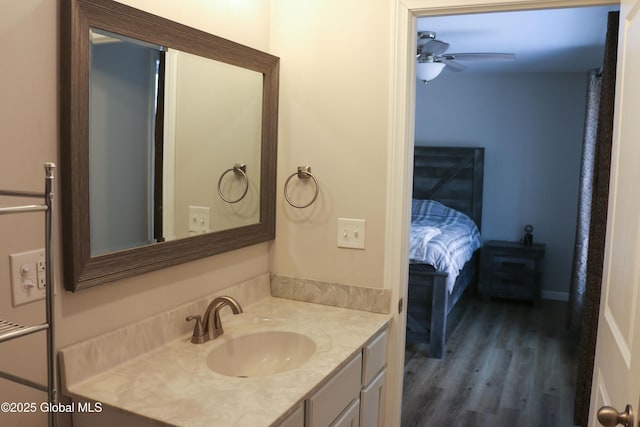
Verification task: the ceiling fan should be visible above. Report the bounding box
[416,31,515,83]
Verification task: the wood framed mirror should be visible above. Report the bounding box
[61,0,279,291]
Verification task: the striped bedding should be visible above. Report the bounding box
[409,199,482,293]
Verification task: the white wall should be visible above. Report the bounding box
[415,72,588,295]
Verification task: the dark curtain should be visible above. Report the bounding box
[573,11,619,427]
[567,69,601,334]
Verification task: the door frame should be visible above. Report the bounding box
[384,0,619,425]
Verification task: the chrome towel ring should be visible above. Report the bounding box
[217,163,249,204]
[284,166,319,209]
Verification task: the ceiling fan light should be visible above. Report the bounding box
[416,61,445,83]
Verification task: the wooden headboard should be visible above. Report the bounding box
[413,146,484,229]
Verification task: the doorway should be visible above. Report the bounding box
[384,3,620,426]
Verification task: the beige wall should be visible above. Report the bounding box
[1,0,394,425]
[172,52,262,236]
[0,1,272,426]
[1,1,63,425]
[8,0,602,426]
[270,0,392,288]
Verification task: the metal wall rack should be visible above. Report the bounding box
[0,163,56,427]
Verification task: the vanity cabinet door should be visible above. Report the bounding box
[306,353,362,427]
[276,403,304,427]
[362,330,387,385]
[360,369,386,427]
[331,399,360,427]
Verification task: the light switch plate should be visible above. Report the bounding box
[10,249,46,306]
[188,206,210,234]
[337,218,366,249]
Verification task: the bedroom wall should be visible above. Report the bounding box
[414,72,587,298]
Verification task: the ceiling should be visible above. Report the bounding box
[417,5,619,75]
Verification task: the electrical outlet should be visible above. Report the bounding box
[36,257,46,289]
[10,249,46,306]
[337,218,366,249]
[188,206,210,234]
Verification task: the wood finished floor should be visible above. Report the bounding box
[402,296,579,427]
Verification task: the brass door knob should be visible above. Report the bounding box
[597,404,634,427]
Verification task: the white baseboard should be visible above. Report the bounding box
[542,290,569,301]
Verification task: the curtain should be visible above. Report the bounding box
[567,69,601,334]
[572,11,619,427]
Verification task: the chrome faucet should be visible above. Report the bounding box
[186,296,243,344]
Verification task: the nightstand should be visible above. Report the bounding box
[479,240,545,303]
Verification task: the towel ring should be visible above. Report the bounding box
[217,163,249,204]
[284,166,319,209]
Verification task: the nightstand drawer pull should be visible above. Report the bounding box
[493,277,533,288]
[502,261,527,270]
[493,270,536,281]
[492,256,535,273]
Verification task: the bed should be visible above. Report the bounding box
[406,146,484,358]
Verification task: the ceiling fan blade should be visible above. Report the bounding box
[443,53,515,61]
[418,39,450,56]
[440,58,466,72]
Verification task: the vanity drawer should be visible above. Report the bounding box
[362,329,388,386]
[276,403,304,427]
[331,398,360,427]
[306,353,362,427]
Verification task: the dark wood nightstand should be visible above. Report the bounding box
[479,240,545,303]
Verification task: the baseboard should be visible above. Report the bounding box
[542,290,569,301]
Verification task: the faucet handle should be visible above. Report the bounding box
[186,315,207,344]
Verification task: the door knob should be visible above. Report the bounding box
[597,404,635,427]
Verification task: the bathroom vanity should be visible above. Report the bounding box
[59,276,390,427]
[273,325,387,427]
[302,328,387,427]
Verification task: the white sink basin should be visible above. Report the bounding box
[206,330,316,378]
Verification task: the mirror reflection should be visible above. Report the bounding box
[89,29,262,256]
[62,0,278,291]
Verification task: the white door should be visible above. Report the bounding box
[590,1,640,426]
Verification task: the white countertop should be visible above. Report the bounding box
[61,297,390,427]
